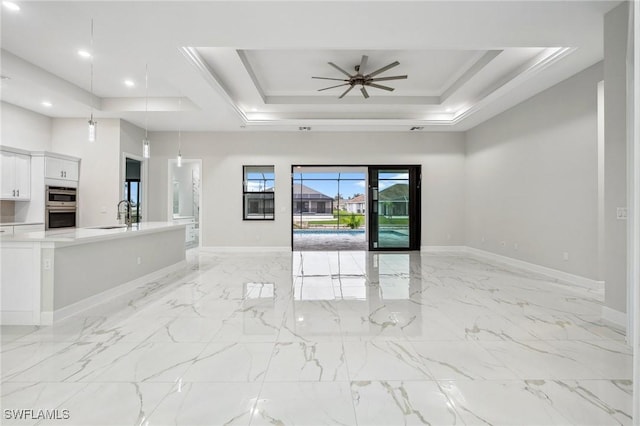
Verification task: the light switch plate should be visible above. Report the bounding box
[616,207,628,220]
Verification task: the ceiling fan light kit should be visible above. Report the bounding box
[312,55,407,99]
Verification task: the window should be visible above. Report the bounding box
[243,165,275,220]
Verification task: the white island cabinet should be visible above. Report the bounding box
[0,222,186,325]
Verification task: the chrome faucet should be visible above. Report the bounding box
[117,200,132,226]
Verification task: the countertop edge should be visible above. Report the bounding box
[0,222,186,246]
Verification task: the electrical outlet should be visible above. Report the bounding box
[563,252,569,261]
[137,257,142,265]
[616,207,627,220]
[481,236,486,243]
[514,243,519,251]
[43,259,51,270]
[447,233,451,241]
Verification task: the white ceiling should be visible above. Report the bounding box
[0,1,620,132]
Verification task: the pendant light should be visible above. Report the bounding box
[177,96,182,167]
[87,18,97,142]
[142,63,150,158]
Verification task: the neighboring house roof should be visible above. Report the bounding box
[379,183,409,201]
[292,184,334,200]
[345,194,365,204]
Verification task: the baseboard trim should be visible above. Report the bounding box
[601,306,627,329]
[463,246,604,290]
[52,260,187,323]
[200,246,290,253]
[420,245,466,253]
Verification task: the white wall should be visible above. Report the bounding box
[604,2,629,315]
[465,62,603,281]
[1,102,52,151]
[147,132,466,249]
[51,118,121,227]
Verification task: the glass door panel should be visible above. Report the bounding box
[368,166,420,251]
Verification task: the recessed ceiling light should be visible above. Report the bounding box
[124,80,135,88]
[77,50,92,59]
[41,101,52,107]
[445,108,453,113]
[251,108,258,112]
[3,1,20,12]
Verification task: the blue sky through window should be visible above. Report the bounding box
[293,172,366,199]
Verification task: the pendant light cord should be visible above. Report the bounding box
[144,63,149,138]
[89,18,94,120]
[178,96,182,152]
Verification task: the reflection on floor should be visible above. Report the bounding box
[1,250,633,425]
[293,231,367,251]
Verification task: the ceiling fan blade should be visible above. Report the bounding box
[367,82,395,92]
[360,86,369,99]
[369,75,407,82]
[312,76,348,81]
[358,55,368,73]
[366,61,400,78]
[318,83,349,92]
[339,85,354,99]
[328,62,352,77]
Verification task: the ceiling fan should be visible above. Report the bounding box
[312,55,407,99]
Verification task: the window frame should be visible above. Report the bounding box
[243,165,275,221]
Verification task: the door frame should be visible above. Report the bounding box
[290,164,421,251]
[121,152,147,223]
[368,165,421,251]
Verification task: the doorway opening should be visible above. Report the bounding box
[292,166,367,251]
[291,165,421,252]
[168,159,201,248]
[122,154,145,224]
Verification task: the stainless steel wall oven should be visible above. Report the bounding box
[45,186,77,229]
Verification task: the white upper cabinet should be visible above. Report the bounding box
[1,151,31,200]
[45,156,79,181]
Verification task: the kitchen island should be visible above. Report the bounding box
[1,222,186,325]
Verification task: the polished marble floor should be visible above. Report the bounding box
[0,250,634,425]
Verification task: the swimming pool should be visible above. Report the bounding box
[293,229,364,235]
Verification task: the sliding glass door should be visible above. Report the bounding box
[368,166,421,250]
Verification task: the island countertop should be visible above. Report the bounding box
[0,221,185,246]
[1,221,187,325]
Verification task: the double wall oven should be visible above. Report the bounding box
[45,186,77,230]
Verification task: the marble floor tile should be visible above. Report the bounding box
[523,379,633,425]
[343,340,431,381]
[147,382,260,425]
[38,382,174,426]
[440,380,574,425]
[181,341,274,382]
[89,342,207,383]
[411,340,519,380]
[251,382,357,425]
[0,382,88,426]
[0,249,633,425]
[351,380,462,425]
[266,341,348,382]
[481,338,633,380]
